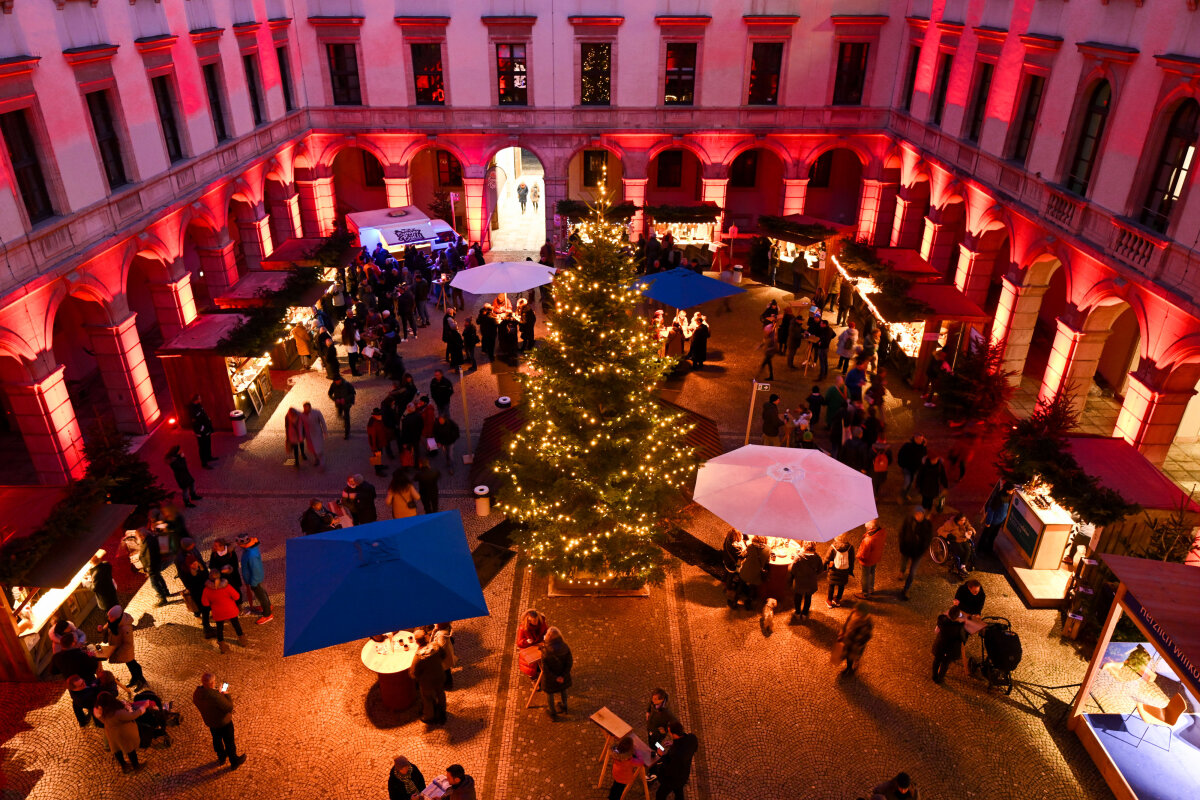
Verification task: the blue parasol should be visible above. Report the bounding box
[632,267,745,309]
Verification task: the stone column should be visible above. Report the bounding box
[781,178,808,217]
[147,271,198,341]
[384,176,412,208]
[1114,365,1200,466]
[700,177,729,234]
[542,176,567,245]
[462,175,486,246]
[856,178,884,245]
[296,172,336,237]
[991,277,1047,386]
[954,244,997,308]
[4,360,85,484]
[195,234,241,297]
[267,185,301,245]
[919,218,958,276]
[1037,318,1112,414]
[86,314,161,434]
[235,203,274,270]
[890,196,923,248]
[622,177,648,241]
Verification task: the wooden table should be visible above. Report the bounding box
[361,631,418,710]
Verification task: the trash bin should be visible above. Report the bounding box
[474,486,491,516]
[495,396,512,409]
[733,264,744,284]
[229,409,247,437]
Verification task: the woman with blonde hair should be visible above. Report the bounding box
[386,470,422,519]
[823,532,856,608]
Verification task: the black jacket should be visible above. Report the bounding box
[388,764,427,800]
[899,517,934,558]
[430,377,454,407]
[301,507,336,536]
[657,733,698,786]
[897,439,928,472]
[344,481,378,524]
[541,640,573,692]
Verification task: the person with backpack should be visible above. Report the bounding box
[823,533,856,608]
[870,440,893,498]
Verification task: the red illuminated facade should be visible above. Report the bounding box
[1,1,1199,483]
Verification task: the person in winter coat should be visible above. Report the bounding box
[328,376,357,439]
[208,539,242,604]
[387,471,422,519]
[896,434,928,502]
[517,299,536,352]
[94,692,150,773]
[174,538,213,637]
[788,541,824,621]
[836,279,855,325]
[687,315,710,368]
[410,631,447,724]
[415,458,441,514]
[445,765,477,800]
[824,533,856,608]
[856,520,886,599]
[462,318,479,369]
[367,408,392,476]
[835,322,860,374]
[834,601,873,675]
[721,529,747,606]
[300,402,327,466]
[761,394,784,445]
[915,454,949,511]
[190,395,217,468]
[516,609,548,679]
[342,474,378,525]
[284,407,308,467]
[978,481,1015,555]
[165,445,200,507]
[432,414,460,474]
[824,376,849,429]
[235,535,272,624]
[932,606,968,683]
[202,574,244,654]
[873,772,920,800]
[389,756,427,800]
[86,554,119,614]
[898,507,934,601]
[870,440,892,498]
[540,626,572,719]
[430,371,455,418]
[644,688,678,749]
[738,536,771,610]
[99,605,146,689]
[607,736,648,800]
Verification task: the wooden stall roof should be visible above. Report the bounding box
[157,314,247,354]
[213,272,291,309]
[907,283,989,322]
[1103,554,1200,695]
[760,214,854,246]
[0,487,69,547]
[260,237,325,269]
[22,503,137,588]
[469,399,723,488]
[873,247,942,283]
[1067,436,1200,513]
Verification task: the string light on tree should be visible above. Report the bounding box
[497,197,697,586]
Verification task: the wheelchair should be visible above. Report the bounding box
[929,535,974,579]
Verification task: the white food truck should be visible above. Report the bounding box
[346,206,458,256]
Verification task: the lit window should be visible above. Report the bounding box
[1139,99,1200,234]
[664,43,697,106]
[580,42,611,106]
[497,44,528,105]
[412,43,445,106]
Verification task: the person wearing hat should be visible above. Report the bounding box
[174,538,214,638]
[98,605,147,690]
[388,755,427,800]
[165,445,200,507]
[236,535,273,625]
[856,520,887,600]
[872,772,919,800]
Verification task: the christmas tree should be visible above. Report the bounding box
[497,204,697,587]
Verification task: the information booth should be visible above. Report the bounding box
[0,489,136,680]
[996,436,1200,608]
[1068,555,1200,800]
[157,314,273,429]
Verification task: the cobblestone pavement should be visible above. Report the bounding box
[0,273,1115,799]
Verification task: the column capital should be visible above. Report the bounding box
[999,275,1048,296]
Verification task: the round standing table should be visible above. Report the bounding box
[361,631,418,710]
[762,542,802,602]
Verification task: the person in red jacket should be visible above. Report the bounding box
[856,519,887,600]
[515,609,548,680]
[202,574,244,654]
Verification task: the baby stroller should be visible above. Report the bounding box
[133,689,181,748]
[969,617,1023,694]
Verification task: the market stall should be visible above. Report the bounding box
[758,214,853,293]
[0,489,136,680]
[643,203,725,268]
[157,314,274,429]
[996,436,1200,609]
[213,274,333,369]
[1068,555,1200,800]
[830,253,989,388]
[554,200,637,252]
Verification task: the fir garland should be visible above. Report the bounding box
[836,239,932,321]
[757,215,839,245]
[556,199,638,221]
[642,203,723,223]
